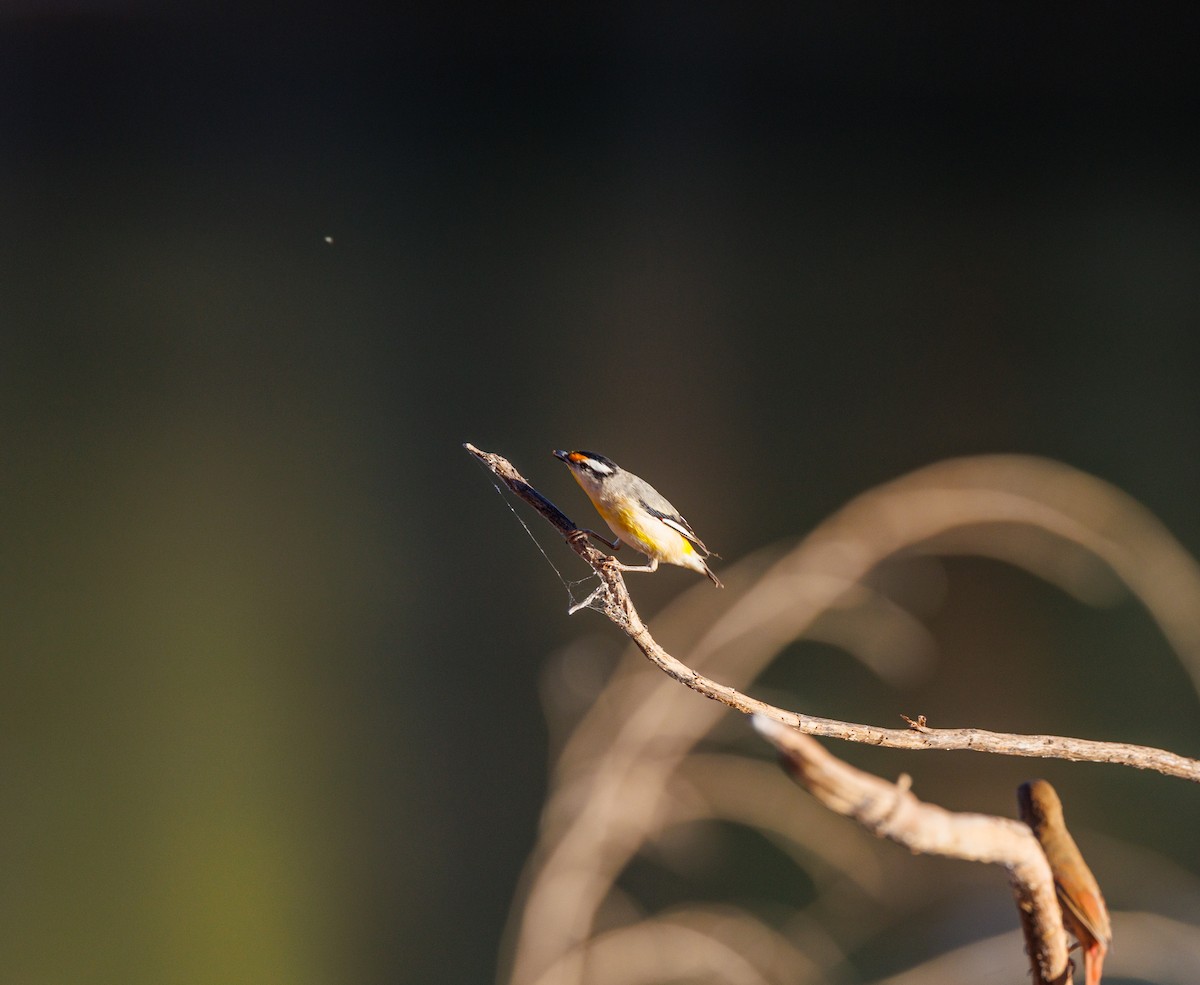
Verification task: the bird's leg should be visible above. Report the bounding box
[568,528,621,551]
[607,557,659,574]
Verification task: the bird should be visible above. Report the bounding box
[553,449,722,587]
[1018,780,1112,985]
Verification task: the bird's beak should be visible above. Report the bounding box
[553,449,571,463]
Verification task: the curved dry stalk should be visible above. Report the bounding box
[862,929,1046,985]
[528,907,823,985]
[669,753,897,899]
[703,455,1200,696]
[652,907,824,984]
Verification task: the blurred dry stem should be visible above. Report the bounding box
[465,443,1200,783]
[752,715,1070,984]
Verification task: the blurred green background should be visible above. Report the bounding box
[3,5,1199,984]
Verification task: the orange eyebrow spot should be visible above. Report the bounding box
[568,452,587,463]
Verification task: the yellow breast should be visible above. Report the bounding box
[595,501,692,560]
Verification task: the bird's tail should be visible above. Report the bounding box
[703,560,723,588]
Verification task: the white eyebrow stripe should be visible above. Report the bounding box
[587,459,613,474]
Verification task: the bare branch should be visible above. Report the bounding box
[467,443,1200,783]
[752,715,1071,985]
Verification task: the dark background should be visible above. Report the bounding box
[3,5,1199,984]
